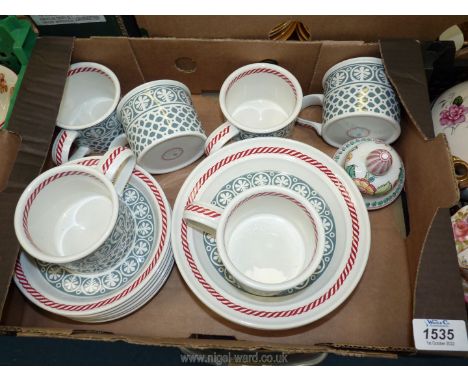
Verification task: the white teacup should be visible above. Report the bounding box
[204,63,305,155]
[52,62,126,165]
[183,186,325,296]
[15,146,136,273]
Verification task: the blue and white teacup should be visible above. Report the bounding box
[297,57,401,148]
[117,80,207,174]
[15,146,136,274]
[52,62,126,165]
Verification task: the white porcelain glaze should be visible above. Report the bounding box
[183,185,325,296]
[57,62,121,130]
[432,81,468,163]
[14,147,135,270]
[52,62,125,164]
[172,137,370,330]
[13,157,173,320]
[0,64,18,128]
[205,63,303,155]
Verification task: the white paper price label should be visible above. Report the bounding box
[413,319,468,352]
[31,16,106,26]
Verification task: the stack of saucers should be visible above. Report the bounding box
[14,157,173,322]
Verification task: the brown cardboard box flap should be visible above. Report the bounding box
[414,208,467,321]
[0,130,21,192]
[380,39,435,140]
[136,16,468,42]
[0,37,74,313]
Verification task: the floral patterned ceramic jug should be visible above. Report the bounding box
[432,81,468,188]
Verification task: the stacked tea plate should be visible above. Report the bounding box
[172,137,371,330]
[13,156,173,322]
[0,64,17,128]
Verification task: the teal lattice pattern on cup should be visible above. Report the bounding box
[324,62,392,92]
[120,85,193,125]
[119,84,204,157]
[76,111,124,153]
[238,121,294,140]
[323,84,400,123]
[125,104,202,156]
[202,170,336,295]
[37,183,156,297]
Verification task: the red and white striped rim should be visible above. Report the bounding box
[226,67,298,98]
[14,159,170,313]
[205,124,231,156]
[21,170,99,249]
[219,190,321,291]
[178,144,365,320]
[223,190,319,247]
[67,66,111,80]
[57,62,120,130]
[219,64,303,135]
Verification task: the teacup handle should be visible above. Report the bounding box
[296,94,325,136]
[97,146,136,195]
[108,133,129,150]
[52,130,92,165]
[183,201,224,235]
[204,122,240,156]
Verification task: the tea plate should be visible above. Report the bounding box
[76,249,174,322]
[172,137,370,330]
[14,158,172,319]
[0,64,17,128]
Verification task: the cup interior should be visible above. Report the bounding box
[20,169,117,261]
[56,64,119,129]
[223,67,300,132]
[221,191,319,288]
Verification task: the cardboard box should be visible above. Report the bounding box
[0,36,466,359]
[136,16,468,41]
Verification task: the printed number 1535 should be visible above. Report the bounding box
[423,328,454,340]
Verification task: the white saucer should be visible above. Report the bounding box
[76,248,174,322]
[171,137,370,330]
[14,157,173,320]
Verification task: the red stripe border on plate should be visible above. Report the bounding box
[181,146,360,318]
[15,159,169,312]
